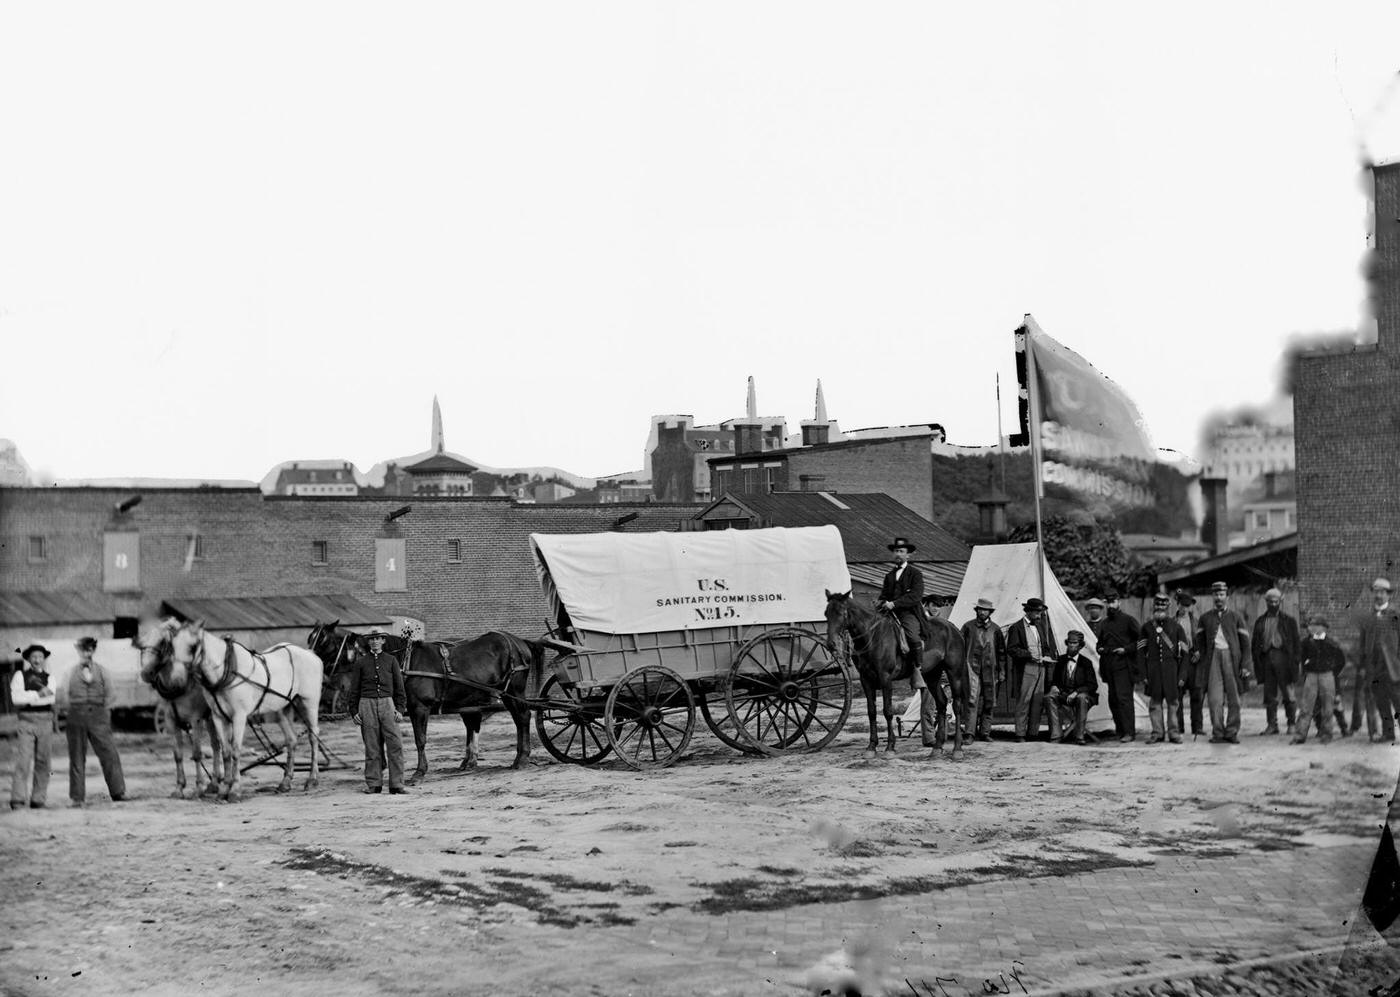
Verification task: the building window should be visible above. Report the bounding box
[28,535,46,561]
[447,539,462,562]
[189,534,207,559]
[312,540,329,564]
[1253,512,1269,530]
[1285,510,1294,529]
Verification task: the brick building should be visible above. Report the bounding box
[0,487,704,655]
[708,430,935,522]
[1295,159,1400,641]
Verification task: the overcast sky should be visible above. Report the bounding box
[2,2,1398,483]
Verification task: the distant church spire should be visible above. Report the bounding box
[745,376,757,419]
[431,396,445,454]
[813,379,828,423]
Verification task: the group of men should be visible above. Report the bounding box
[9,637,128,810]
[879,537,1400,748]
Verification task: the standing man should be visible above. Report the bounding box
[1006,597,1059,742]
[1087,595,1139,742]
[64,636,127,806]
[10,644,56,809]
[878,537,926,682]
[1358,577,1400,744]
[1251,588,1300,736]
[1137,595,1189,745]
[1173,590,1205,736]
[1294,614,1344,745]
[960,597,1007,742]
[348,629,409,794]
[1194,581,1253,744]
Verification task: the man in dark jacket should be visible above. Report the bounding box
[1193,581,1252,744]
[1137,594,1189,744]
[1251,588,1300,736]
[1006,597,1058,742]
[878,537,927,680]
[1087,594,1139,742]
[1050,630,1099,745]
[960,597,1007,742]
[1172,589,1205,735]
[1358,577,1400,744]
[348,629,409,794]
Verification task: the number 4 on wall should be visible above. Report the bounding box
[375,539,407,592]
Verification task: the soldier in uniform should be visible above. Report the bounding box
[1251,588,1300,736]
[1087,595,1139,742]
[1193,581,1253,744]
[1172,590,1204,736]
[348,629,409,794]
[1137,594,1189,744]
[9,643,56,809]
[960,597,1007,742]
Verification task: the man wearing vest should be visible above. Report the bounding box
[1192,581,1253,744]
[1358,577,1400,744]
[1251,587,1300,736]
[349,629,409,794]
[10,643,56,809]
[64,636,128,806]
[960,597,1006,742]
[1006,597,1059,742]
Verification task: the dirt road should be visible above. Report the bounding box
[2,704,1397,997]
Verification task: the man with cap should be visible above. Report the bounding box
[63,636,127,805]
[878,538,928,682]
[1086,594,1139,742]
[1358,577,1400,744]
[1050,630,1099,745]
[960,597,1007,742]
[1295,614,1345,744]
[1006,597,1059,742]
[1137,594,1190,744]
[1251,588,1300,736]
[1193,582,1253,744]
[9,644,57,809]
[1172,591,1205,736]
[347,629,409,794]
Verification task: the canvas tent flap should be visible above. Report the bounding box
[903,542,1148,732]
[530,526,851,635]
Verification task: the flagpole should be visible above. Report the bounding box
[1023,315,1047,603]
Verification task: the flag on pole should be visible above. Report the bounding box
[1013,315,1157,515]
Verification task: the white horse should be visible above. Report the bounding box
[136,618,224,798]
[167,621,324,802]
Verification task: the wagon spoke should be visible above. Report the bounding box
[652,723,678,754]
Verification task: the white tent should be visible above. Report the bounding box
[902,542,1149,734]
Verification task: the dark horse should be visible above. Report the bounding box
[824,591,970,759]
[308,622,543,783]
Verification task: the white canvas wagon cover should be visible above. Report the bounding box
[530,526,852,636]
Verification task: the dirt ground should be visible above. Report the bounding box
[1,695,1397,997]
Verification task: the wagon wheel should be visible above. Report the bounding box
[699,689,762,755]
[725,627,853,755]
[534,674,613,765]
[603,665,696,770]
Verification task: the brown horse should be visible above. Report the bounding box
[824,591,970,759]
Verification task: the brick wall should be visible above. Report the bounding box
[1295,161,1400,645]
[787,436,933,520]
[0,489,703,642]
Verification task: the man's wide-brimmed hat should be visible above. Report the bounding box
[1308,614,1329,627]
[974,597,996,612]
[1065,630,1085,643]
[21,644,51,659]
[362,629,392,640]
[1022,597,1047,612]
[887,537,917,553]
[75,636,97,651]
[1264,587,1283,600]
[1084,597,1106,609]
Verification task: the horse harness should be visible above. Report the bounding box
[402,641,534,709]
[193,634,301,724]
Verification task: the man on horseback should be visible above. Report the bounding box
[348,630,409,795]
[878,537,928,687]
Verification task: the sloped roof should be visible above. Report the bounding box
[0,591,116,626]
[698,492,970,563]
[160,594,389,630]
[406,453,479,474]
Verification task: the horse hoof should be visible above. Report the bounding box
[406,774,422,786]
[951,749,965,762]
[170,789,185,800]
[275,783,291,795]
[303,780,318,792]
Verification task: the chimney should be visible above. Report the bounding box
[1200,477,1229,555]
[730,419,764,455]
[1367,162,1400,352]
[801,423,830,447]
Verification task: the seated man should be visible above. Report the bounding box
[1050,630,1099,745]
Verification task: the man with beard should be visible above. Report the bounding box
[1087,593,1139,743]
[1137,594,1190,744]
[960,597,1006,742]
[1358,577,1400,744]
[1193,581,1253,744]
[1251,588,1300,736]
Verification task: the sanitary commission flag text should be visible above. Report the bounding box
[1013,316,1156,515]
